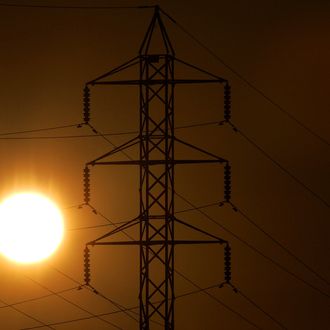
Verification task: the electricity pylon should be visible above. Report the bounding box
[82,6,232,329]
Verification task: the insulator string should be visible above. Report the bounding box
[83,85,90,125]
[83,166,91,205]
[84,246,91,286]
[224,82,231,122]
[224,243,232,284]
[224,162,231,202]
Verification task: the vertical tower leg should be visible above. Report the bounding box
[139,54,175,329]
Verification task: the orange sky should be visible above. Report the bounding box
[0,0,329,329]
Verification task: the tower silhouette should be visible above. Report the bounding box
[83,6,232,329]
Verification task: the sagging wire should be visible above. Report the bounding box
[82,83,134,160]
[160,7,330,148]
[0,296,54,329]
[227,120,330,209]
[82,247,139,324]
[83,244,137,326]
[0,3,156,10]
[227,202,330,287]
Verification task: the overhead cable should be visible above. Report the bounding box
[234,286,288,329]
[0,121,219,140]
[0,286,80,309]
[25,275,122,329]
[67,201,220,231]
[174,269,262,329]
[229,122,329,209]
[0,123,82,136]
[19,282,227,329]
[231,202,330,286]
[50,266,139,324]
[0,2,155,10]
[175,191,330,299]
[0,296,54,329]
[72,207,262,328]
[160,8,330,148]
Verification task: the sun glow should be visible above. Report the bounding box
[0,192,64,264]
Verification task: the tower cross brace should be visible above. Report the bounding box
[83,6,232,330]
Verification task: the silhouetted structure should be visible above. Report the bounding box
[83,6,232,329]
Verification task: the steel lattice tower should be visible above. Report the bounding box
[138,12,176,329]
[83,6,232,330]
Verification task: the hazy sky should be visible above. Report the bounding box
[0,0,329,329]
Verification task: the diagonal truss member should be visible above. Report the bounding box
[83,6,232,330]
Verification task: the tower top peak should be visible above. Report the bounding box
[139,6,175,56]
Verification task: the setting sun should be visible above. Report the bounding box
[0,192,64,264]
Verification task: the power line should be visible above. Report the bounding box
[0,120,219,140]
[83,122,330,318]
[1,236,130,329]
[175,282,221,299]
[81,122,329,328]
[160,8,330,148]
[76,200,329,288]
[17,260,124,329]
[63,203,85,210]
[19,282,220,329]
[65,167,262,328]
[0,123,82,136]
[21,311,131,329]
[175,201,220,213]
[2,4,324,328]
[174,270,262,330]
[0,296,54,329]
[0,2,154,10]
[0,121,329,284]
[86,285,141,325]
[175,191,330,299]
[234,286,288,329]
[73,207,262,327]
[67,201,220,231]
[0,133,134,140]
[9,116,329,294]
[1,5,327,148]
[86,203,135,240]
[70,201,330,293]
[176,120,219,130]
[68,222,125,232]
[228,122,330,209]
[0,286,79,309]
[62,208,288,330]
[25,275,123,330]
[59,117,330,294]
[231,202,330,286]
[49,266,139,324]
[85,123,138,162]
[22,281,268,330]
[178,281,285,330]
